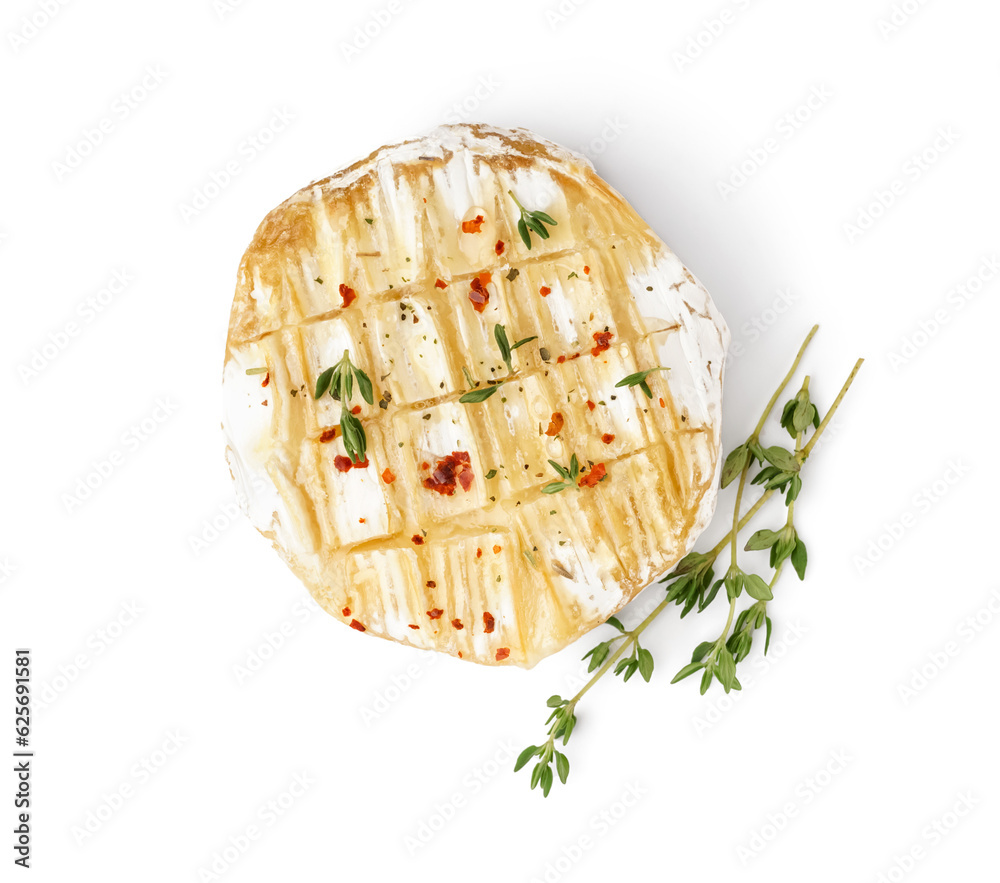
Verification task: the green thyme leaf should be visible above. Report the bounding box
[637,648,654,682]
[314,367,335,399]
[514,745,538,772]
[745,529,780,551]
[494,324,513,373]
[721,444,750,488]
[716,648,737,692]
[530,763,543,790]
[671,662,704,684]
[540,764,554,797]
[353,366,374,405]
[699,667,714,695]
[555,751,570,785]
[791,537,808,580]
[615,367,669,395]
[763,446,799,472]
[460,384,503,403]
[517,217,530,249]
[744,573,773,601]
[692,641,714,663]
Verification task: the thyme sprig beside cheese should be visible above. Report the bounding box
[516,326,864,795]
[314,350,375,464]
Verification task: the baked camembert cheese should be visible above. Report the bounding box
[223,123,730,667]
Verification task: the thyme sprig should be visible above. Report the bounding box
[541,454,581,494]
[460,323,538,403]
[508,190,558,250]
[515,326,864,795]
[615,367,670,399]
[494,324,537,374]
[314,350,374,463]
[459,384,503,404]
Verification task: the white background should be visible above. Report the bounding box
[2,0,998,880]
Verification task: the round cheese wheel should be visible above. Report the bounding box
[223,123,730,667]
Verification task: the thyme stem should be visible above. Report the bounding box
[539,354,863,741]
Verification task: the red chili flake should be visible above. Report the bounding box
[427,608,444,619]
[570,353,580,360]
[659,397,666,408]
[422,451,474,496]
[320,428,339,443]
[412,535,425,545]
[339,283,357,308]
[351,405,362,415]
[358,517,366,523]
[350,619,366,632]
[557,355,567,364]
[423,197,427,203]
[476,548,483,558]
[495,240,505,255]
[461,214,485,234]
[426,580,436,588]
[458,651,463,658]
[539,286,551,297]
[342,607,351,617]
[451,618,464,630]
[591,331,613,357]
[382,468,396,483]
[335,455,369,472]
[261,372,270,388]
[421,461,430,470]
[468,272,492,312]
[493,544,502,554]
[435,278,448,289]
[601,433,616,444]
[408,624,420,629]
[587,400,596,411]
[483,612,495,634]
[579,463,608,488]
[584,265,591,275]
[261,400,268,406]
[495,648,510,661]
[545,412,564,437]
